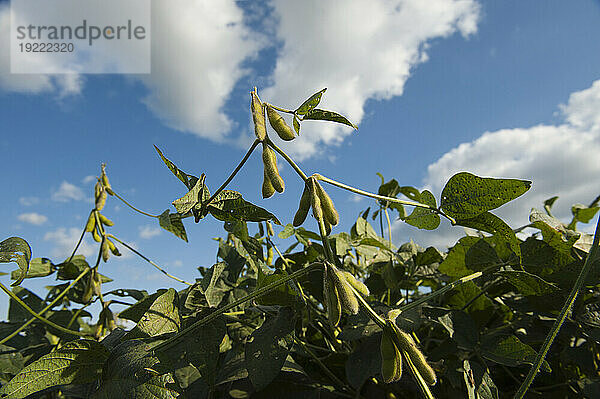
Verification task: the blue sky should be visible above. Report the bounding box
[2,0,600,314]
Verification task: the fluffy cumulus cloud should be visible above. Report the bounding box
[52,181,86,202]
[139,225,161,239]
[138,0,264,140]
[262,0,480,159]
[17,212,48,225]
[394,80,600,248]
[0,3,83,96]
[44,227,96,259]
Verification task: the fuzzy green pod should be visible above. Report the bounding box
[107,239,121,256]
[266,221,275,236]
[380,326,402,383]
[84,213,96,232]
[262,143,284,193]
[251,90,267,141]
[323,264,341,327]
[293,183,312,227]
[92,227,102,243]
[262,170,276,199]
[329,264,359,314]
[98,213,114,227]
[95,186,107,211]
[101,239,111,262]
[309,179,324,223]
[314,180,339,226]
[101,172,114,196]
[341,270,370,297]
[266,105,295,141]
[392,324,437,386]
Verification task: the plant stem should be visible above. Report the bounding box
[112,191,160,218]
[513,216,600,399]
[154,262,322,352]
[0,282,88,337]
[403,351,436,399]
[204,138,261,208]
[266,138,308,181]
[400,272,482,314]
[0,267,90,345]
[315,174,456,224]
[108,234,192,286]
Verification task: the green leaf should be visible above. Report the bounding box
[456,211,521,261]
[571,203,600,226]
[158,210,188,242]
[438,236,480,278]
[8,287,43,323]
[345,334,381,389]
[10,258,53,280]
[496,271,559,296]
[543,196,559,215]
[278,224,295,239]
[93,339,178,398]
[202,262,230,307]
[295,88,326,115]
[0,237,31,287]
[126,288,180,339]
[208,197,281,225]
[118,290,167,323]
[246,307,296,390]
[440,172,531,219]
[480,334,551,372]
[404,190,440,230]
[56,255,90,280]
[172,175,210,215]
[302,108,358,129]
[463,360,499,399]
[293,115,300,135]
[256,270,297,306]
[154,145,198,189]
[0,340,109,399]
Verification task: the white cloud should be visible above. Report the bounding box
[19,196,40,206]
[82,175,96,184]
[0,4,83,96]
[44,227,96,259]
[52,181,86,202]
[394,80,600,249]
[139,225,161,239]
[137,0,264,141]
[17,212,48,225]
[262,0,480,159]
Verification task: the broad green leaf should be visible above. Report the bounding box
[496,270,559,296]
[156,318,226,388]
[438,236,480,278]
[302,108,358,129]
[56,255,90,280]
[436,310,479,349]
[415,247,444,266]
[463,360,499,399]
[456,212,521,260]
[0,344,24,384]
[295,88,326,115]
[154,145,198,189]
[256,270,297,306]
[118,290,166,323]
[208,189,242,206]
[440,172,531,219]
[404,190,440,230]
[345,335,381,389]
[0,340,109,399]
[278,224,295,239]
[202,262,229,307]
[172,175,210,215]
[224,220,249,242]
[246,307,296,390]
[10,258,53,280]
[8,287,43,323]
[208,197,281,225]
[93,339,178,398]
[217,240,247,283]
[158,210,188,242]
[480,334,551,372]
[570,203,600,229]
[465,239,501,271]
[447,281,495,325]
[529,209,579,254]
[126,288,180,339]
[0,237,31,286]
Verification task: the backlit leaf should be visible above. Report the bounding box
[302,108,358,129]
[0,237,31,287]
[158,210,188,242]
[295,88,326,115]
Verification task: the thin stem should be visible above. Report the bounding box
[66,217,88,263]
[108,234,192,286]
[0,282,88,337]
[514,215,600,399]
[315,174,456,224]
[403,351,436,399]
[154,262,322,352]
[385,207,393,248]
[349,284,386,329]
[112,191,160,218]
[204,139,261,208]
[0,267,90,345]
[400,272,482,315]
[265,103,295,115]
[265,138,308,181]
